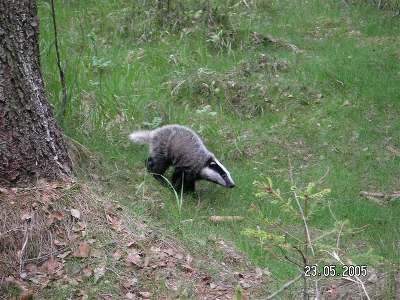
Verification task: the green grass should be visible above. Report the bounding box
[39,0,400,288]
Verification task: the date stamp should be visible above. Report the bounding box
[304,265,368,277]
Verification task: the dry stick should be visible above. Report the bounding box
[317,166,330,185]
[329,252,371,300]
[19,224,29,273]
[50,0,68,120]
[266,273,303,300]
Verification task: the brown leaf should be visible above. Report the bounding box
[82,267,93,278]
[174,252,184,260]
[54,239,67,246]
[72,222,86,232]
[70,208,81,219]
[125,292,135,300]
[40,257,61,275]
[181,264,194,273]
[106,214,123,232]
[139,291,152,299]
[126,240,138,248]
[143,255,150,267]
[164,248,175,256]
[18,290,34,300]
[21,212,33,221]
[112,250,122,261]
[77,290,89,300]
[24,263,38,275]
[126,250,142,267]
[387,145,400,157]
[47,211,65,225]
[122,277,137,289]
[73,242,90,258]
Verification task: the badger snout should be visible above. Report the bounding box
[227,182,235,188]
[200,158,235,189]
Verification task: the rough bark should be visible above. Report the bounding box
[0,0,72,186]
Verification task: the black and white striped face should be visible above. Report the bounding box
[200,158,235,188]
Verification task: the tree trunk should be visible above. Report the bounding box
[0,0,72,186]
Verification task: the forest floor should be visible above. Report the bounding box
[1,0,400,299]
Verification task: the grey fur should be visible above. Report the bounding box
[128,124,235,192]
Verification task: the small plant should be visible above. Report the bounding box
[243,167,378,298]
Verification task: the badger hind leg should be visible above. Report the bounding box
[146,156,170,186]
[172,168,196,193]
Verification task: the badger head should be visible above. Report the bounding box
[200,157,235,188]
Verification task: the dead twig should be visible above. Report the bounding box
[317,167,330,185]
[266,273,303,299]
[209,216,244,222]
[359,191,400,205]
[329,251,371,300]
[19,224,29,273]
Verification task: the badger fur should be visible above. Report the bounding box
[129,125,235,192]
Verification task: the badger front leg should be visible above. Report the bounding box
[146,156,170,186]
[172,168,195,192]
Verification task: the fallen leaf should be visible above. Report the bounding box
[73,242,90,258]
[186,254,193,265]
[24,263,38,275]
[126,250,142,267]
[387,145,400,157]
[93,265,106,283]
[106,214,123,232]
[122,277,137,289]
[164,248,175,257]
[112,250,122,261]
[49,210,65,223]
[72,222,86,233]
[21,212,33,221]
[342,100,351,107]
[18,290,34,300]
[255,267,263,279]
[139,291,152,298]
[77,290,88,300]
[82,267,93,278]
[70,208,81,219]
[126,240,137,248]
[40,257,61,275]
[54,239,67,246]
[181,264,194,273]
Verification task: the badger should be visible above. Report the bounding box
[128,124,235,192]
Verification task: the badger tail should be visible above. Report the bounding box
[128,130,153,144]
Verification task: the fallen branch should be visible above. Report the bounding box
[209,216,244,223]
[359,191,400,205]
[266,273,303,299]
[252,32,303,53]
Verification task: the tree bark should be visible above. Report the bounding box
[0,0,72,186]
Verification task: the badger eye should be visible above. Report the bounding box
[209,162,216,166]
